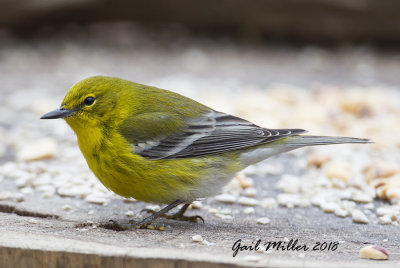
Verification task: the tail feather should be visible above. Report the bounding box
[285,135,372,147]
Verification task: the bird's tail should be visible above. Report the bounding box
[284,135,372,147]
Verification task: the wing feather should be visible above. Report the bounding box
[138,110,305,159]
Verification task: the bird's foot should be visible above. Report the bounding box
[107,219,171,231]
[141,208,205,223]
[165,213,205,223]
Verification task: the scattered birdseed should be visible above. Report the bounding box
[256,217,270,225]
[243,207,255,214]
[360,245,389,260]
[276,193,301,208]
[238,197,259,206]
[334,208,349,218]
[85,194,108,205]
[0,192,12,201]
[145,204,160,212]
[201,240,215,246]
[351,192,373,203]
[307,152,331,168]
[219,208,232,215]
[235,174,254,189]
[57,186,87,198]
[123,198,137,203]
[321,202,339,213]
[352,209,369,224]
[242,187,257,197]
[376,207,397,217]
[324,161,351,182]
[214,213,233,220]
[62,205,73,211]
[215,194,236,204]
[190,200,203,209]
[378,215,392,225]
[261,198,277,209]
[17,138,57,162]
[192,235,203,242]
[20,187,33,195]
[28,218,38,224]
[125,210,134,217]
[208,208,218,214]
[276,174,301,193]
[243,255,261,262]
[364,203,375,210]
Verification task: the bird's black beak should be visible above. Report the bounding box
[40,107,75,119]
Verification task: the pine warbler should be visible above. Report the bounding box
[41,76,370,229]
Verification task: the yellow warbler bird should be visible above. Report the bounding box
[41,76,370,229]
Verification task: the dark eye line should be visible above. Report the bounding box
[84,96,95,106]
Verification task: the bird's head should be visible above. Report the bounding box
[41,76,132,131]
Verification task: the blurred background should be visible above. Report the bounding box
[1,0,399,144]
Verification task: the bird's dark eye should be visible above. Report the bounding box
[84,96,95,106]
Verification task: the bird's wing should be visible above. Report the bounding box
[120,110,306,160]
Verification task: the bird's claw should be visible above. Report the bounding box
[141,209,205,223]
[108,219,170,231]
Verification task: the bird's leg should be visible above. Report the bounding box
[110,199,185,230]
[142,203,204,223]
